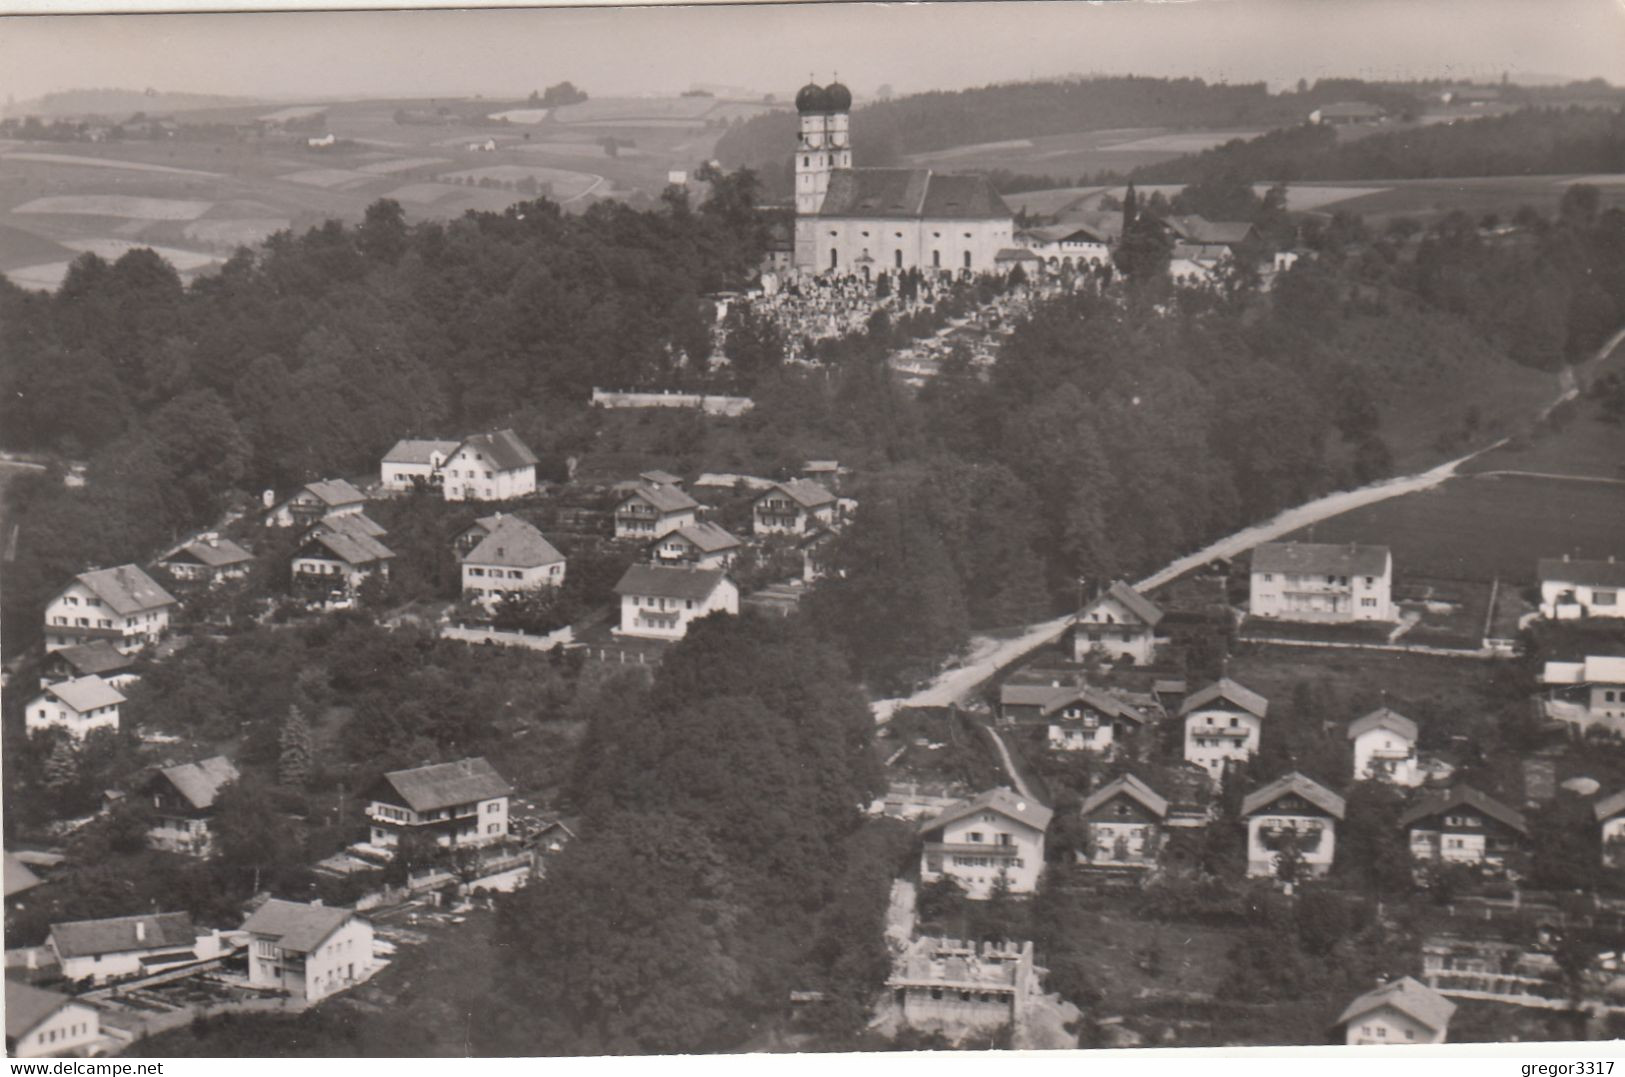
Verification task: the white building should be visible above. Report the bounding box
[652,521,743,569]
[1595,789,1625,868]
[886,936,1038,1037]
[1401,785,1528,868]
[919,787,1051,898]
[752,479,837,536]
[1337,978,1454,1045]
[1077,774,1168,870]
[380,438,461,491]
[1073,580,1163,666]
[242,899,373,1003]
[1541,655,1625,734]
[156,534,255,584]
[1348,706,1421,786]
[43,564,177,654]
[365,757,512,851]
[443,429,538,502]
[1539,556,1625,619]
[615,483,699,540]
[1181,678,1268,785]
[291,514,394,600]
[459,514,565,603]
[25,676,124,740]
[1249,541,1394,622]
[48,911,211,985]
[791,81,1014,277]
[1015,221,1113,270]
[612,564,739,641]
[5,981,102,1058]
[41,641,138,691]
[267,478,367,529]
[1041,685,1150,755]
[1241,771,1345,879]
[144,756,239,856]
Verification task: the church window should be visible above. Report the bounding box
[830,248,838,269]
[803,156,809,167]
[932,251,941,268]
[895,250,903,268]
[963,250,972,269]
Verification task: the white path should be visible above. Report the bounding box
[872,324,1625,722]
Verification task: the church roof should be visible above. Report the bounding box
[818,169,1010,221]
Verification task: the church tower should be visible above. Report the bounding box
[794,81,833,216]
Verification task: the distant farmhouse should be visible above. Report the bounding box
[443,429,538,502]
[44,565,177,654]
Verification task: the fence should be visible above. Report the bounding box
[591,388,754,417]
[441,623,573,651]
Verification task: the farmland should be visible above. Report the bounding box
[904,126,1268,183]
[0,93,766,291]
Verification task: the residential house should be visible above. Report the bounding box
[41,641,138,690]
[143,756,239,856]
[919,787,1051,898]
[651,521,743,569]
[1348,706,1421,785]
[48,911,205,985]
[1335,977,1454,1045]
[1078,774,1168,870]
[1541,656,1625,734]
[1181,677,1268,784]
[1073,581,1163,666]
[1168,241,1224,286]
[615,483,700,540]
[1539,556,1625,619]
[752,479,837,536]
[459,514,565,602]
[1400,786,1529,869]
[442,429,538,502]
[453,514,505,557]
[25,676,124,740]
[613,564,739,641]
[1594,789,1625,868]
[886,936,1037,1035]
[801,460,843,489]
[365,757,512,851]
[380,438,461,491]
[1241,771,1346,879]
[156,534,255,583]
[1310,101,1387,125]
[1016,221,1113,269]
[291,514,394,600]
[1249,541,1394,622]
[43,565,177,654]
[1165,215,1256,252]
[242,899,373,1003]
[639,469,684,488]
[5,981,102,1059]
[1042,686,1150,754]
[267,478,367,528]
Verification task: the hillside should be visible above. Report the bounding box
[4,88,264,119]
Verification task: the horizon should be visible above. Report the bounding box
[3,0,1623,107]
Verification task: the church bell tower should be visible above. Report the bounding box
[794,80,832,217]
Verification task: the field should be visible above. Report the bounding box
[0,93,759,291]
[1276,473,1624,585]
[904,127,1268,183]
[1461,339,1625,481]
[1227,644,1494,713]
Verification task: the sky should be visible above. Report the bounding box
[1,0,1623,106]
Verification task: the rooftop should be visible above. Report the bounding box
[922,786,1053,836]
[1347,706,1419,742]
[760,478,836,510]
[1251,541,1391,578]
[462,515,564,569]
[614,563,730,602]
[164,535,254,569]
[1335,976,1454,1032]
[302,478,367,508]
[624,483,700,514]
[382,438,461,465]
[152,756,239,812]
[5,981,82,1041]
[50,640,135,677]
[1180,677,1269,719]
[818,168,1011,221]
[1538,556,1625,589]
[377,757,512,814]
[66,564,177,616]
[50,911,196,958]
[667,521,743,554]
[1241,771,1346,820]
[1079,773,1169,820]
[1398,785,1528,835]
[1082,580,1164,628]
[455,429,538,472]
[241,899,357,955]
[40,675,126,714]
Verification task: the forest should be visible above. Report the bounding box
[1130,105,1625,186]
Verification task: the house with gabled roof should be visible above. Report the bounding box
[459,513,566,603]
[1041,685,1151,755]
[268,478,367,528]
[1078,774,1168,870]
[1181,677,1268,785]
[44,564,177,654]
[1538,556,1625,620]
[1594,789,1625,868]
[242,898,373,1003]
[652,521,743,569]
[291,514,394,601]
[365,757,512,851]
[1250,541,1394,622]
[1336,977,1454,1045]
[443,429,538,502]
[380,438,461,491]
[615,482,700,540]
[1541,655,1625,734]
[25,676,124,740]
[1400,785,1528,869]
[1074,580,1164,666]
[1241,772,1346,879]
[41,640,138,690]
[753,479,837,536]
[156,533,255,584]
[639,468,684,488]
[5,980,102,1058]
[919,787,1052,898]
[1348,706,1421,786]
[143,756,239,856]
[47,911,208,985]
[614,564,739,640]
[1015,221,1113,270]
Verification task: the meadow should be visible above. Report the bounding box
[903,127,1268,183]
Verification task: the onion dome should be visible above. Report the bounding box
[796,82,831,113]
[823,81,852,111]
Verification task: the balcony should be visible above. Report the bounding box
[925,841,1022,858]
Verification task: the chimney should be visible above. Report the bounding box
[135,920,146,943]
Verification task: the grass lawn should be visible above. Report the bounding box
[1279,473,1625,585]
[1397,576,1494,650]
[1462,404,1625,483]
[1227,643,1495,716]
[1239,618,1395,645]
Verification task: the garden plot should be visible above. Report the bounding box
[14,194,214,220]
[278,168,380,190]
[437,164,600,199]
[0,151,221,177]
[355,156,451,174]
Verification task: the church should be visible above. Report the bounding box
[791,80,1015,277]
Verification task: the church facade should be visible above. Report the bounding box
[791,81,1015,277]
